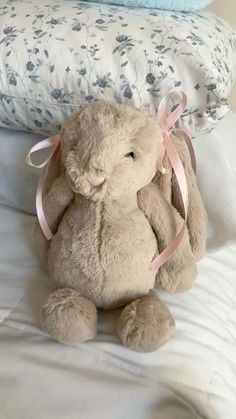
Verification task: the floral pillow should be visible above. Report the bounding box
[0,0,235,137]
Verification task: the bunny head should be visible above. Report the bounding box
[60,101,163,201]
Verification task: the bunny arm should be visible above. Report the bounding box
[170,135,207,261]
[138,183,197,293]
[34,175,74,264]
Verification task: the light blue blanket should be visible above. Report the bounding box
[83,0,212,11]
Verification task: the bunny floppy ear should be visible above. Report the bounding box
[43,142,63,195]
[149,90,206,268]
[152,155,172,203]
[26,105,88,240]
[170,135,207,260]
[152,133,207,261]
[60,105,87,166]
[43,105,88,193]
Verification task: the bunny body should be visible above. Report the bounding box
[48,194,157,309]
[37,101,206,352]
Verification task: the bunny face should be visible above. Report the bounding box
[61,101,163,201]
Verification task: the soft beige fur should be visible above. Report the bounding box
[35,101,207,352]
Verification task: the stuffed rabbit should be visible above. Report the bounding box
[35,101,207,352]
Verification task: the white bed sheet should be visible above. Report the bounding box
[0,113,236,419]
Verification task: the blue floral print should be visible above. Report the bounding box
[0,0,235,136]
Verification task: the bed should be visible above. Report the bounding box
[1,0,236,417]
[0,110,236,419]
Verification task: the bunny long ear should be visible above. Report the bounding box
[171,134,207,261]
[157,134,207,261]
[43,142,63,196]
[43,106,88,194]
[152,154,172,204]
[30,140,62,264]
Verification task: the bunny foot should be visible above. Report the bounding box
[41,288,97,344]
[117,291,174,352]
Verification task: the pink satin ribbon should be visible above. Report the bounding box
[26,90,196,273]
[26,135,61,240]
[149,90,196,271]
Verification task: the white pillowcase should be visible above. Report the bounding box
[0,0,235,137]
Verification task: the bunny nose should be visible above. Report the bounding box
[86,173,105,187]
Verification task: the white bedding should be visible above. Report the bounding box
[0,113,236,419]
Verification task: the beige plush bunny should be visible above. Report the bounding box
[35,101,207,352]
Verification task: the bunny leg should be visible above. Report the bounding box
[41,288,98,344]
[117,291,174,352]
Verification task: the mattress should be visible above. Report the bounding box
[0,112,236,419]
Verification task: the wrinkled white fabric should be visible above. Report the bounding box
[0,202,236,419]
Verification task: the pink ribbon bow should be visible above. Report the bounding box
[149,90,196,271]
[26,90,196,272]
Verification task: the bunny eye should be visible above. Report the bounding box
[125,151,135,159]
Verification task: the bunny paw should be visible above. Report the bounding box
[41,288,97,344]
[117,291,174,352]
